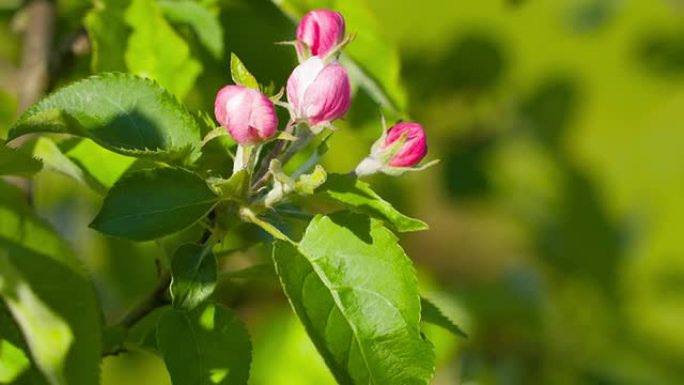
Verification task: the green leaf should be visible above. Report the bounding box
[420,297,467,338]
[194,135,235,179]
[28,137,108,194]
[0,144,42,177]
[317,173,428,232]
[273,213,434,385]
[0,303,33,383]
[90,168,218,241]
[212,169,249,202]
[0,181,102,385]
[273,0,407,113]
[7,73,203,164]
[125,0,203,99]
[61,138,136,189]
[0,339,30,383]
[84,0,131,73]
[0,181,81,272]
[230,53,260,90]
[294,164,327,195]
[170,244,217,310]
[156,303,252,385]
[28,137,136,194]
[160,0,224,59]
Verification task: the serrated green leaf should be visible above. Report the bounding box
[160,0,224,59]
[7,73,203,164]
[125,0,202,99]
[156,303,252,385]
[170,244,217,310]
[0,144,42,177]
[317,173,428,232]
[230,53,260,90]
[84,0,131,73]
[273,213,434,385]
[90,168,218,241]
[420,297,467,338]
[0,181,102,385]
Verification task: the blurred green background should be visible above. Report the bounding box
[2,0,684,384]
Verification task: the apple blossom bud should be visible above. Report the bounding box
[296,9,345,58]
[286,56,351,128]
[383,122,428,167]
[214,85,278,145]
[355,122,428,176]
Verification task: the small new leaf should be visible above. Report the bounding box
[90,168,218,241]
[211,169,249,202]
[294,165,326,195]
[170,244,217,310]
[420,297,467,338]
[230,53,260,90]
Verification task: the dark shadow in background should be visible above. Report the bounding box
[220,0,297,85]
[404,32,508,199]
[401,30,627,383]
[192,0,297,113]
[403,32,507,100]
[522,76,622,295]
[636,30,684,77]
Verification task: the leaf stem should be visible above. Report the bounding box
[239,207,290,242]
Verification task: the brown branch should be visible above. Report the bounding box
[118,271,171,329]
[5,0,56,201]
[17,0,55,113]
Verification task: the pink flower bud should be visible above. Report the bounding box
[382,122,428,167]
[286,56,351,127]
[214,85,278,145]
[296,9,345,58]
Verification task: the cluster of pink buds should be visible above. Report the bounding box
[212,8,431,181]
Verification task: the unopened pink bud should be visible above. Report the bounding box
[297,9,345,58]
[214,85,278,145]
[286,56,351,127]
[382,122,428,167]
